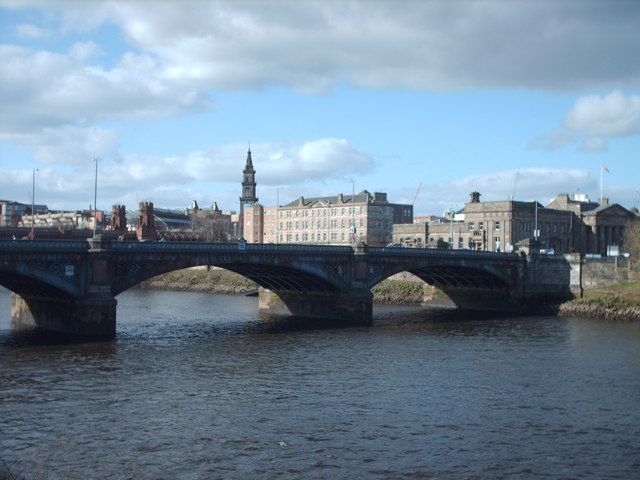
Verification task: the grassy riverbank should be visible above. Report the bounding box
[559,280,640,320]
[138,269,425,304]
[137,268,258,294]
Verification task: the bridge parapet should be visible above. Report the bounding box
[0,239,89,252]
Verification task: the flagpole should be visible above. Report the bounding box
[600,163,603,205]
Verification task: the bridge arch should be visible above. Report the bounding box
[0,269,76,300]
[111,258,347,297]
[367,260,520,312]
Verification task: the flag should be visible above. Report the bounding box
[602,163,609,173]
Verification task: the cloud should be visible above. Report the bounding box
[0,138,374,209]
[8,125,119,164]
[15,23,48,39]
[5,0,640,93]
[0,42,212,135]
[420,168,598,215]
[531,91,640,151]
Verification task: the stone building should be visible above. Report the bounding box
[397,191,637,255]
[392,223,429,247]
[256,191,412,246]
[549,194,636,255]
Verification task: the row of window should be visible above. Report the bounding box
[464,220,569,234]
[468,221,501,231]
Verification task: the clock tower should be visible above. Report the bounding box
[239,147,258,237]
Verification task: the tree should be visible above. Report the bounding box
[623,217,640,261]
[191,214,231,242]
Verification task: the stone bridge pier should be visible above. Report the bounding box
[258,287,373,326]
[11,294,116,337]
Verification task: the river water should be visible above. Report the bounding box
[0,287,639,479]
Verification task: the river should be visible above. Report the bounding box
[1,287,639,479]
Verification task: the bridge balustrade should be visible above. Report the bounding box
[368,246,521,260]
[0,239,89,252]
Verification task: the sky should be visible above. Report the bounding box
[0,0,639,216]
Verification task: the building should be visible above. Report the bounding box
[397,191,637,255]
[550,193,636,255]
[0,201,27,227]
[0,200,47,227]
[254,191,413,246]
[392,223,428,247]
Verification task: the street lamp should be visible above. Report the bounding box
[275,185,284,244]
[93,158,98,237]
[533,199,539,241]
[449,207,455,249]
[346,178,356,243]
[31,168,39,231]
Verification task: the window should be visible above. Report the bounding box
[468,222,475,231]
[495,221,501,231]
[479,222,484,231]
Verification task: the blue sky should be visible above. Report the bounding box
[1,1,639,215]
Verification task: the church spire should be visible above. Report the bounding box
[245,144,254,170]
[239,146,258,237]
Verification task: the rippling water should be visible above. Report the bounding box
[1,287,639,479]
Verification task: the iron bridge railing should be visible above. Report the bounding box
[0,239,523,261]
[0,239,89,252]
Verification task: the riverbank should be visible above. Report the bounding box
[559,280,640,321]
[137,268,258,294]
[137,269,425,304]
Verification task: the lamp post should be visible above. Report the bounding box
[449,207,454,249]
[275,185,284,244]
[31,168,39,231]
[346,178,356,243]
[533,200,539,241]
[93,158,98,237]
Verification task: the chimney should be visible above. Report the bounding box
[469,192,481,203]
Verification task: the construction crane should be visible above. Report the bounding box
[412,182,423,206]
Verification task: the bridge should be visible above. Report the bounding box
[0,235,576,338]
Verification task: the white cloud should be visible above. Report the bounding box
[421,168,598,215]
[8,125,119,164]
[531,91,640,151]
[0,43,212,135]
[0,138,374,209]
[15,23,48,39]
[5,0,640,93]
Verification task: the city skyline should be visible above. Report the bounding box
[1,1,639,215]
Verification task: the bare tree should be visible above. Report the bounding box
[623,217,640,261]
[191,215,229,242]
